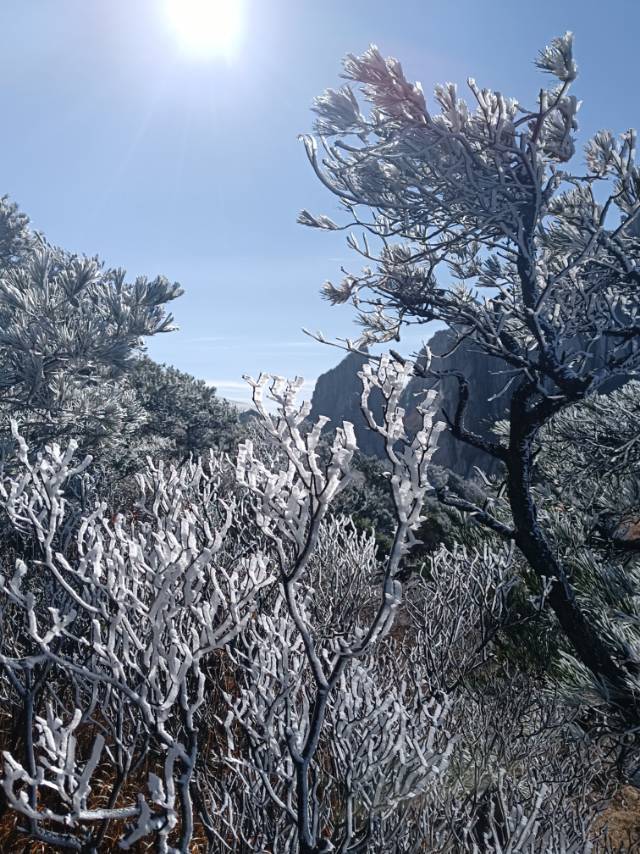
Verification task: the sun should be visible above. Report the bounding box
[165,0,244,60]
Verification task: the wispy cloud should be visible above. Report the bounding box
[180,336,236,344]
[181,336,319,349]
[208,377,318,406]
[207,379,249,391]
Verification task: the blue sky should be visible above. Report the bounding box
[0,0,638,404]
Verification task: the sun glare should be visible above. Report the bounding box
[165,0,244,60]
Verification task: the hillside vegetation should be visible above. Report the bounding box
[1,31,640,852]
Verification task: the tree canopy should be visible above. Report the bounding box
[301,33,640,719]
[0,196,183,461]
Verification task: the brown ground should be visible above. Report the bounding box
[595,786,640,852]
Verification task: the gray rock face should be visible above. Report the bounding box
[311,329,625,478]
[404,330,509,478]
[309,349,386,458]
[309,331,510,477]
[309,328,631,477]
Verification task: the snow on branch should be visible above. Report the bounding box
[0,357,616,851]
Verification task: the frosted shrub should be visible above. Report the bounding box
[0,426,272,851]
[0,355,616,851]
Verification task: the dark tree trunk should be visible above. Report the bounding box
[507,387,638,717]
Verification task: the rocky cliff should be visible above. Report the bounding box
[309,330,511,477]
[308,349,386,458]
[310,327,630,477]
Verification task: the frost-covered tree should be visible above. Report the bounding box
[0,197,182,462]
[0,196,33,269]
[542,380,640,526]
[301,34,640,720]
[127,356,240,463]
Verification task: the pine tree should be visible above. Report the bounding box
[0,196,183,462]
[301,34,640,721]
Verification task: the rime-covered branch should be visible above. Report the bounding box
[302,32,640,720]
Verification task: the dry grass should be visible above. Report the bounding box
[0,790,212,853]
[594,786,640,852]
[0,698,214,853]
[2,665,640,852]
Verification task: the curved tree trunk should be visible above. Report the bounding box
[507,388,638,718]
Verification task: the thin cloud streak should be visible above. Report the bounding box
[209,377,318,405]
[182,336,320,349]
